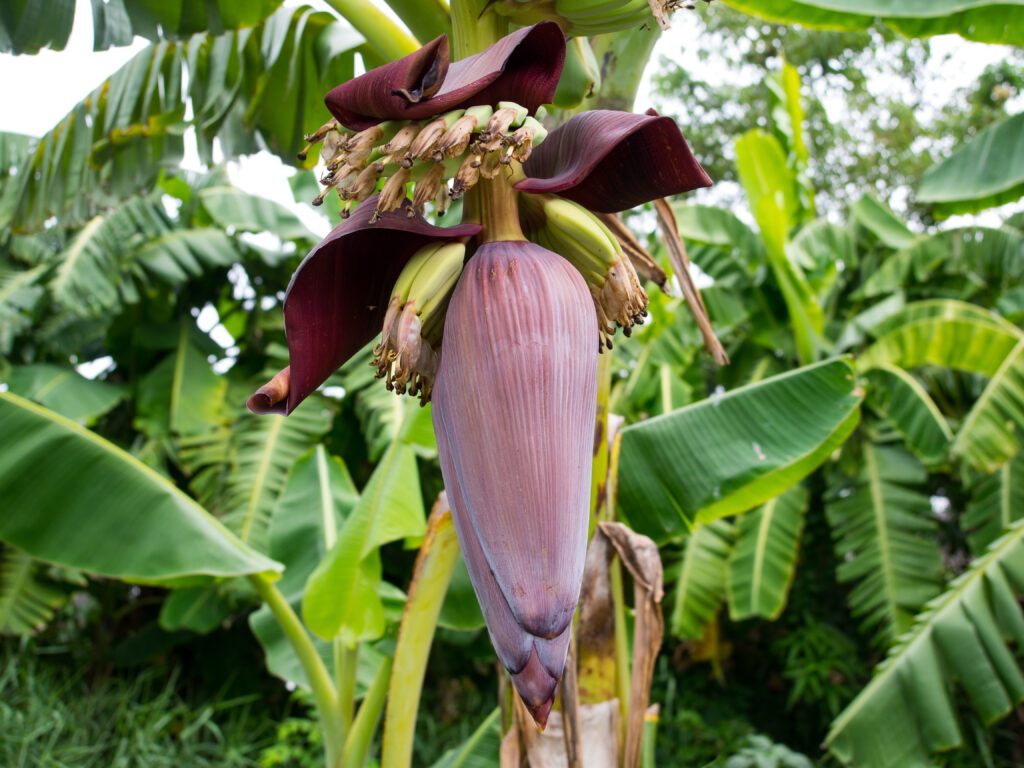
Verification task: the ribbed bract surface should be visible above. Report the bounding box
[432,240,598,725]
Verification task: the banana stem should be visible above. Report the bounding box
[248,575,345,768]
[323,0,420,61]
[450,0,523,244]
[381,0,451,42]
[589,350,613,539]
[335,642,359,736]
[340,657,394,768]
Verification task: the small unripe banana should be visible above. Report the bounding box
[372,241,467,402]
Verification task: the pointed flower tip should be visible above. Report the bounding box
[247,367,291,415]
[512,643,560,730]
[516,109,712,213]
[529,695,555,731]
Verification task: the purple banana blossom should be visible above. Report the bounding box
[247,22,711,729]
[434,241,597,726]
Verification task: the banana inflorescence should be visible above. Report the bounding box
[519,194,648,350]
[373,241,468,403]
[298,102,548,223]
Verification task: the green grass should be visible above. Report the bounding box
[0,644,277,768]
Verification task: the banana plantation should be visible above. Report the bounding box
[2,1,1024,767]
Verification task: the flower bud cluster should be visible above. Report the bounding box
[299,103,547,223]
[371,241,467,403]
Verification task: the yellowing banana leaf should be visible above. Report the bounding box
[382,503,461,768]
[919,112,1024,217]
[826,518,1024,767]
[727,484,808,622]
[618,358,862,543]
[0,392,280,582]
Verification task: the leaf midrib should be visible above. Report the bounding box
[865,444,901,636]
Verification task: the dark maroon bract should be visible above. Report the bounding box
[516,109,713,213]
[325,22,566,131]
[247,195,479,415]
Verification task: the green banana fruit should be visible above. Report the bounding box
[523,195,649,348]
[373,241,467,401]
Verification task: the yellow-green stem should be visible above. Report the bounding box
[450,1,522,244]
[248,575,345,767]
[466,176,526,243]
[590,350,614,539]
[380,509,461,768]
[610,556,631,745]
[335,643,359,735]
[340,657,394,768]
[323,0,420,61]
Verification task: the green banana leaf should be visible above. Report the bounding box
[953,338,1024,472]
[0,547,76,636]
[963,452,1024,554]
[735,129,822,364]
[669,520,736,639]
[180,400,331,553]
[1,6,361,233]
[672,203,767,276]
[857,226,1023,300]
[2,363,126,423]
[618,358,862,543]
[864,365,953,466]
[303,438,426,643]
[849,194,918,250]
[0,392,280,583]
[428,708,501,768]
[158,584,234,634]
[825,444,944,647]
[722,0,1024,45]
[918,112,1024,216]
[135,324,227,438]
[0,0,284,54]
[859,300,1022,375]
[249,446,383,695]
[199,187,319,243]
[727,485,808,622]
[826,518,1024,767]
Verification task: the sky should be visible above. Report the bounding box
[0,1,1019,236]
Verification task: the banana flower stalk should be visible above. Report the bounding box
[247,21,710,728]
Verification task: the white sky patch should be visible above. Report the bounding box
[76,355,114,380]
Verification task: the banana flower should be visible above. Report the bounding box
[247,22,710,728]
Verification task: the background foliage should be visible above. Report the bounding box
[2,0,1023,766]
